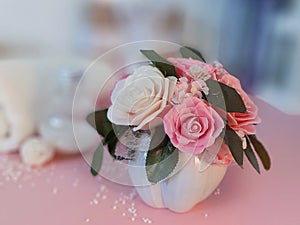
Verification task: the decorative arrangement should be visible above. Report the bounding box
[87,46,271,213]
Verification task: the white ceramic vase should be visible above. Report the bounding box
[129,151,227,213]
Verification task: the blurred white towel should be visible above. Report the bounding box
[0,60,37,153]
[0,57,114,154]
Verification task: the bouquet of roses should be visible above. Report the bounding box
[87,47,270,183]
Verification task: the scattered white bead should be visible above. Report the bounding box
[100,185,106,192]
[52,187,58,195]
[142,217,152,224]
[20,137,55,166]
[93,199,99,205]
[214,188,221,195]
[72,179,79,187]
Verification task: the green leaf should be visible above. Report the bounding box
[107,133,118,159]
[140,50,177,77]
[180,46,206,62]
[90,142,104,176]
[86,110,112,137]
[248,135,271,170]
[146,140,179,184]
[103,129,117,145]
[105,126,130,160]
[206,79,247,113]
[224,126,244,167]
[244,137,260,174]
[149,125,168,151]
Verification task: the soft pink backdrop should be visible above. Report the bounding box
[0,98,299,225]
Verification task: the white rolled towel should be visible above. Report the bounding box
[0,60,37,153]
[0,58,113,155]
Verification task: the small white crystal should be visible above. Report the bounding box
[52,187,58,195]
[20,137,55,166]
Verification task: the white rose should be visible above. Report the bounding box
[107,66,177,131]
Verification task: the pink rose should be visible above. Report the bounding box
[217,72,261,134]
[167,57,215,80]
[163,97,224,154]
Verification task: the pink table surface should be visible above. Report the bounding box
[0,98,300,225]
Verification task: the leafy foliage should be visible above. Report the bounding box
[86,110,112,138]
[87,110,131,176]
[224,126,244,168]
[90,141,104,176]
[146,137,179,184]
[244,137,260,174]
[140,50,177,77]
[180,46,206,62]
[248,135,271,170]
[206,80,247,113]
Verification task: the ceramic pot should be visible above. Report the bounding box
[128,151,227,213]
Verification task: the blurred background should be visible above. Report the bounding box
[0,0,299,114]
